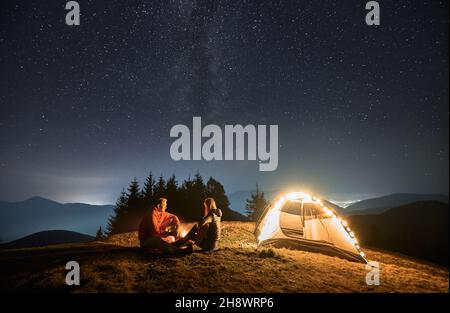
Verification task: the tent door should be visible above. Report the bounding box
[279,200,305,239]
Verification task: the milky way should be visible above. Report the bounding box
[0,0,448,203]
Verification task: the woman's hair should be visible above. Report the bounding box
[203,197,217,216]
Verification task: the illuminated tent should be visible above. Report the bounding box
[255,192,367,263]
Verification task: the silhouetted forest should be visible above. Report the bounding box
[107,172,248,235]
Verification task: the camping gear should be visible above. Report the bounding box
[255,192,367,263]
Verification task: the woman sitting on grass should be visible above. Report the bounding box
[176,197,222,251]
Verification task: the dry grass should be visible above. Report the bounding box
[0,222,448,292]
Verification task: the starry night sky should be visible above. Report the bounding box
[0,0,448,205]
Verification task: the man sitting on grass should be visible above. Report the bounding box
[138,197,193,255]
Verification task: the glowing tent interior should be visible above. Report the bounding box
[254,192,367,263]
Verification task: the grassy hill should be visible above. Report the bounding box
[0,230,94,249]
[0,222,448,292]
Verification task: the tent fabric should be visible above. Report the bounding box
[255,192,367,263]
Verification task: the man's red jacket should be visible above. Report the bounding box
[138,208,180,243]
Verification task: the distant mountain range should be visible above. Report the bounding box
[0,230,95,250]
[344,193,449,215]
[227,189,366,215]
[348,201,449,266]
[0,197,114,242]
[228,191,450,216]
[0,196,247,243]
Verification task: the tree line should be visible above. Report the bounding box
[106,172,250,235]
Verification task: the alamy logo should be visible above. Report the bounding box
[65,261,80,286]
[365,1,380,26]
[65,1,80,26]
[365,261,380,285]
[170,117,279,171]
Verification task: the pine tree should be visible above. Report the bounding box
[206,176,245,220]
[153,175,166,199]
[179,176,195,221]
[142,172,155,202]
[95,226,105,240]
[125,177,143,231]
[191,171,206,220]
[245,184,268,222]
[126,177,141,208]
[206,177,231,212]
[107,189,128,235]
[166,174,179,213]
